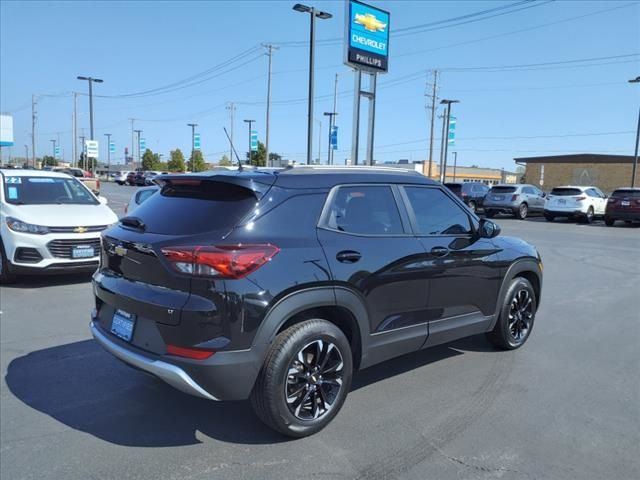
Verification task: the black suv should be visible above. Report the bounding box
[91,167,542,437]
[444,182,490,213]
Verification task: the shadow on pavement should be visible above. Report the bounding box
[5,335,479,446]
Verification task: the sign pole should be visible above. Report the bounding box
[351,70,361,165]
[365,72,377,166]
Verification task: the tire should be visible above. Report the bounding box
[467,201,477,214]
[580,206,594,224]
[516,203,528,220]
[486,277,537,350]
[544,212,554,222]
[485,210,496,219]
[251,319,353,438]
[0,239,17,285]
[604,217,615,226]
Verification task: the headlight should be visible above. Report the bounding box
[6,217,50,235]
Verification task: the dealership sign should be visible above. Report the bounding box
[344,0,390,73]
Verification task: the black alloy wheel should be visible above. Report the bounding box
[487,277,536,350]
[507,288,534,344]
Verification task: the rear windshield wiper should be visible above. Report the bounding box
[120,216,146,231]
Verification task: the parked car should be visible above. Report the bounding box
[53,167,100,195]
[604,187,640,226]
[544,185,607,223]
[90,166,543,437]
[0,169,118,283]
[143,171,162,186]
[133,172,147,186]
[444,182,490,213]
[113,171,131,185]
[124,186,158,215]
[483,184,545,219]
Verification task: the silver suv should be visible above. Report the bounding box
[484,184,545,219]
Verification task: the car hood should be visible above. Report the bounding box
[4,204,118,227]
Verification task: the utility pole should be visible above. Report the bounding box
[24,145,28,164]
[134,130,142,168]
[72,92,77,168]
[438,111,447,182]
[50,139,56,159]
[187,123,197,157]
[226,102,235,161]
[79,135,85,169]
[244,119,255,165]
[129,118,136,166]
[31,95,37,168]
[425,70,438,179]
[104,133,112,177]
[262,43,278,166]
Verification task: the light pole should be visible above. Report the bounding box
[187,123,198,157]
[315,118,322,164]
[50,139,56,159]
[104,133,111,178]
[629,76,640,187]
[324,111,337,165]
[293,3,332,165]
[24,144,28,164]
[439,99,459,182]
[76,76,103,141]
[244,119,255,165]
[134,130,142,169]
[452,151,458,182]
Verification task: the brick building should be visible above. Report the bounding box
[516,154,638,193]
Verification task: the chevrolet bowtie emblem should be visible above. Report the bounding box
[114,245,127,257]
[354,13,386,33]
[73,226,88,233]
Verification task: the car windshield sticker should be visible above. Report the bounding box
[27,178,56,183]
[5,176,21,184]
[7,186,18,199]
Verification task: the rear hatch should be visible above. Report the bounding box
[486,186,517,203]
[607,189,640,213]
[546,187,585,209]
[94,172,276,351]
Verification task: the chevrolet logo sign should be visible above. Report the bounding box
[73,226,88,233]
[114,245,127,257]
[354,13,386,33]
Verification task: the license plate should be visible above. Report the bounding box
[111,310,135,342]
[558,199,566,204]
[492,195,503,201]
[621,201,630,207]
[72,245,95,258]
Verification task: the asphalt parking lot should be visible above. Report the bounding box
[1,182,638,480]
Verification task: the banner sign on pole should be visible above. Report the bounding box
[139,138,146,152]
[194,133,201,151]
[250,130,258,152]
[344,0,390,73]
[54,145,61,159]
[85,140,99,158]
[447,116,457,146]
[109,141,115,154]
[330,126,338,150]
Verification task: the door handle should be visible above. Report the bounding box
[430,246,450,258]
[336,250,361,263]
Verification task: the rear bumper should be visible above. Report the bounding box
[544,209,585,217]
[90,320,266,401]
[605,211,640,221]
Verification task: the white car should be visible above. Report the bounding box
[124,185,159,215]
[0,169,118,282]
[544,185,608,223]
[113,171,131,185]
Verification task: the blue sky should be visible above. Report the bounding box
[1,0,639,170]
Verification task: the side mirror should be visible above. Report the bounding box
[98,195,108,205]
[478,218,500,239]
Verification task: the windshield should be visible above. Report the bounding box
[2,175,98,205]
[489,186,517,193]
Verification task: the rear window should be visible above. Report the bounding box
[444,183,462,193]
[551,188,583,196]
[612,189,640,198]
[489,186,516,193]
[126,180,257,234]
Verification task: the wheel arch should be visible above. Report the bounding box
[489,259,542,330]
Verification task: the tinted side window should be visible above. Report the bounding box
[323,185,403,235]
[586,188,598,198]
[404,187,472,235]
[136,189,157,205]
[522,186,535,194]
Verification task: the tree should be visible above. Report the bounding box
[188,150,207,172]
[248,141,266,167]
[268,152,282,166]
[167,149,185,172]
[218,154,232,167]
[42,155,57,166]
[141,148,162,170]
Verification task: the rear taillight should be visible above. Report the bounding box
[166,344,214,360]
[511,194,519,201]
[161,244,280,279]
[575,196,586,201]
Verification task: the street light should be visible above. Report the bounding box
[629,76,639,187]
[50,139,56,159]
[439,99,459,182]
[293,3,332,165]
[134,130,142,168]
[187,123,198,156]
[244,119,255,165]
[104,133,112,179]
[76,76,103,141]
[324,111,337,164]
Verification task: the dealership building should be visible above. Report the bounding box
[516,154,638,193]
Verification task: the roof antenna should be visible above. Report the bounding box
[223,127,243,171]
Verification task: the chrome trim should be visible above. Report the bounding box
[90,321,219,401]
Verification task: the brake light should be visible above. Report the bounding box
[575,196,586,201]
[166,344,214,360]
[162,244,280,278]
[511,194,519,201]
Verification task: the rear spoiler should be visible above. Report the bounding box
[152,171,278,197]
